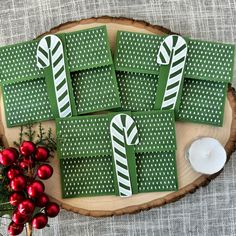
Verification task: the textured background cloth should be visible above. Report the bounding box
[0,0,236,235]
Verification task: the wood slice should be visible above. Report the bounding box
[1,16,236,217]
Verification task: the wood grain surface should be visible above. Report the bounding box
[0,16,235,217]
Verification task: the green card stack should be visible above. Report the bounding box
[0,25,234,199]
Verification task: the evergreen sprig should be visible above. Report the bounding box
[13,123,57,153]
[24,123,36,142]
[0,166,13,216]
[13,126,24,147]
[35,124,57,153]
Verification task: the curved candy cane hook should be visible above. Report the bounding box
[36,34,72,118]
[156,35,188,110]
[110,114,139,197]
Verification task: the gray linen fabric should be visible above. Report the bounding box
[0,0,236,235]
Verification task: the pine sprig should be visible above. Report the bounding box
[35,123,46,145]
[0,166,13,216]
[35,125,57,153]
[24,123,36,142]
[13,126,24,147]
[13,123,57,154]
[46,128,57,153]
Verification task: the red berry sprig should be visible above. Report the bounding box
[0,140,60,236]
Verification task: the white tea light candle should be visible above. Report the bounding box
[186,137,227,175]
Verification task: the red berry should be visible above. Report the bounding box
[20,141,36,156]
[12,209,29,224]
[9,192,25,207]
[27,180,45,198]
[34,146,49,162]
[19,157,35,170]
[45,202,60,217]
[0,148,18,166]
[35,193,49,207]
[9,147,19,158]
[37,164,53,180]
[10,175,26,191]
[18,199,35,215]
[7,167,21,180]
[32,213,48,229]
[8,221,24,235]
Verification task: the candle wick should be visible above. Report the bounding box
[206,144,218,158]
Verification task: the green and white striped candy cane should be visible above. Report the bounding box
[110,114,139,197]
[155,35,188,110]
[36,34,72,118]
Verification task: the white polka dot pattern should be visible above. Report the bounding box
[57,111,177,197]
[0,26,112,83]
[58,115,111,157]
[133,111,176,152]
[176,78,226,126]
[136,151,178,192]
[71,66,120,114]
[116,71,158,111]
[3,78,54,127]
[115,31,162,73]
[0,41,43,83]
[60,156,115,198]
[115,31,233,126]
[0,26,120,126]
[57,110,176,158]
[61,150,178,197]
[66,26,112,71]
[186,40,234,82]
[116,71,226,125]
[115,31,234,83]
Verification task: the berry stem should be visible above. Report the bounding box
[26,222,32,236]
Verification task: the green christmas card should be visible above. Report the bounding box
[0,26,120,127]
[114,31,235,126]
[56,110,177,198]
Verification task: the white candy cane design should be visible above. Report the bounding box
[36,34,72,118]
[157,35,188,109]
[110,114,139,197]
